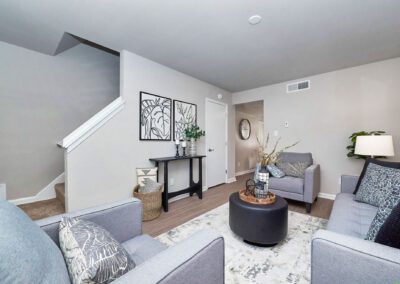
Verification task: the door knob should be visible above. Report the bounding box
[208,148,215,152]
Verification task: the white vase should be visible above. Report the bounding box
[255,173,269,199]
[188,138,197,156]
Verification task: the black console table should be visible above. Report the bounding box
[149,155,205,212]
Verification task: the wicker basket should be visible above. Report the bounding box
[133,184,163,221]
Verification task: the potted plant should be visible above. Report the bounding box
[346,130,385,160]
[184,124,205,156]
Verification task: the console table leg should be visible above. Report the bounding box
[198,157,203,199]
[163,162,169,212]
[189,158,194,196]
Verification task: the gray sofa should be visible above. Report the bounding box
[6,198,225,284]
[256,152,320,213]
[311,175,400,284]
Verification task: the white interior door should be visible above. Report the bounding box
[206,99,227,187]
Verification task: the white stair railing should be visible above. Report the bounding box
[58,97,125,152]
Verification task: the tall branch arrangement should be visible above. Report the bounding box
[257,133,299,166]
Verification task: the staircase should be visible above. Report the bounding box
[55,183,65,207]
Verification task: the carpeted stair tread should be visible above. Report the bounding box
[55,183,65,206]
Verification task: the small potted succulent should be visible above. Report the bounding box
[184,124,205,156]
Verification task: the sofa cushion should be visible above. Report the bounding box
[354,158,400,194]
[122,234,168,265]
[355,163,400,207]
[327,193,378,238]
[59,217,135,284]
[0,201,70,284]
[278,152,313,165]
[375,201,400,249]
[276,161,310,178]
[365,185,400,241]
[269,176,304,194]
[267,165,285,178]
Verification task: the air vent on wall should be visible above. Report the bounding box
[286,80,310,93]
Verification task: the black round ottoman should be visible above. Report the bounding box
[229,192,288,246]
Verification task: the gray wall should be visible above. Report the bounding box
[66,50,234,212]
[0,41,119,199]
[233,57,400,196]
[235,111,262,174]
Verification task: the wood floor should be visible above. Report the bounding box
[19,173,334,237]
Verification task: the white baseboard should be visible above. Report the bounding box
[318,192,336,200]
[226,177,237,183]
[235,169,255,177]
[10,173,65,205]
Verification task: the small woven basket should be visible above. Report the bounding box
[133,184,163,221]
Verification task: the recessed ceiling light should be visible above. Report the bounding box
[248,15,262,25]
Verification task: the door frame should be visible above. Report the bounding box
[205,97,228,188]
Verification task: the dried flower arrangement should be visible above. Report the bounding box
[257,133,299,166]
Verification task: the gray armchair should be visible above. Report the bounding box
[255,152,320,213]
[36,198,225,284]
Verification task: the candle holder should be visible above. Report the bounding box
[175,144,180,157]
[182,146,187,156]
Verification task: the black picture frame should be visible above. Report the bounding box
[173,100,197,141]
[139,91,172,141]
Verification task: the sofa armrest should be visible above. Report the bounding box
[36,198,142,246]
[114,229,224,284]
[340,175,359,194]
[304,164,320,203]
[312,229,400,284]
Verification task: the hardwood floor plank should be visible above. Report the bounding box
[19,173,334,237]
[143,173,334,237]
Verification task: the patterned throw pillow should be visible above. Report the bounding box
[355,163,400,207]
[267,165,285,178]
[139,179,162,193]
[353,158,400,194]
[365,185,400,241]
[137,167,158,186]
[374,201,400,249]
[276,161,310,178]
[59,217,135,284]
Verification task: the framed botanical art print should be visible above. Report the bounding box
[139,91,172,141]
[173,100,197,140]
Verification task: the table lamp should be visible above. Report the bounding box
[355,135,395,158]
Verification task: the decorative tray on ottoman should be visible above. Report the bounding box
[239,189,276,205]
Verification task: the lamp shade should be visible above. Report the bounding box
[355,135,394,157]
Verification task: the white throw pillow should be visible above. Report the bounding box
[59,217,135,284]
[136,167,158,186]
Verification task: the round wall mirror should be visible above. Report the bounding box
[239,119,251,140]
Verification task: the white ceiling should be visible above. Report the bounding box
[1,0,400,92]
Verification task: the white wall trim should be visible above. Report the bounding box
[226,177,237,183]
[58,97,125,153]
[235,169,255,176]
[10,173,65,205]
[318,192,336,200]
[0,184,6,200]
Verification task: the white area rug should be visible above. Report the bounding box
[156,203,327,284]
